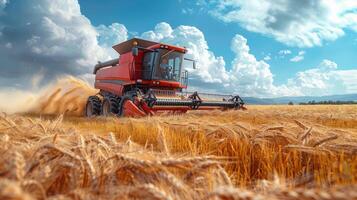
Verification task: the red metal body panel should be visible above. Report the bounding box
[133,51,144,79]
[95,52,141,95]
[140,80,183,89]
[96,52,133,81]
[122,100,147,117]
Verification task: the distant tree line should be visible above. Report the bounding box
[298,100,357,105]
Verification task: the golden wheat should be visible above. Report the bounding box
[0,77,357,199]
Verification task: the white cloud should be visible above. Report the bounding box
[182,8,194,15]
[0,0,7,7]
[263,55,271,61]
[97,23,128,47]
[0,0,125,87]
[287,60,357,96]
[290,51,305,62]
[278,49,291,56]
[142,23,173,42]
[204,0,357,47]
[229,35,290,96]
[96,23,128,58]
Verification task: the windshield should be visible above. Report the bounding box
[153,49,183,81]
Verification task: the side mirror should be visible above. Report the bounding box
[184,58,197,69]
[132,47,139,56]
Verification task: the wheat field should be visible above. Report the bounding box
[0,77,357,200]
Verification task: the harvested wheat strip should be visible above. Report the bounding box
[206,126,248,140]
[234,122,249,131]
[77,143,96,178]
[157,124,170,156]
[108,155,227,169]
[254,133,296,144]
[312,135,338,147]
[158,172,188,192]
[160,156,232,167]
[91,135,111,151]
[52,133,59,144]
[109,132,117,145]
[264,126,284,132]
[300,126,313,142]
[0,125,18,132]
[15,152,26,181]
[217,166,233,187]
[37,122,48,135]
[26,117,35,125]
[38,144,84,161]
[224,126,249,139]
[128,184,173,200]
[326,144,357,155]
[106,153,155,168]
[284,145,333,156]
[294,119,308,130]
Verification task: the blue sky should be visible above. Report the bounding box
[0,0,356,97]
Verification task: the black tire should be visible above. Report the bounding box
[117,95,132,117]
[101,95,121,116]
[85,96,101,117]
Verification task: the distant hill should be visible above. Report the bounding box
[243,93,357,105]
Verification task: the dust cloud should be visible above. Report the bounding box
[0,76,97,116]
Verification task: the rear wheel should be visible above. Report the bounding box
[85,96,101,117]
[101,95,121,116]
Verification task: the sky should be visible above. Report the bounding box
[0,0,356,97]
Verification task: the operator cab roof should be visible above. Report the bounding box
[112,38,186,55]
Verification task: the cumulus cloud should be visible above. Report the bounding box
[96,23,128,58]
[204,0,357,47]
[290,51,305,62]
[0,0,6,8]
[287,60,357,96]
[97,23,128,48]
[0,0,126,88]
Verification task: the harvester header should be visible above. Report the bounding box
[85,38,245,117]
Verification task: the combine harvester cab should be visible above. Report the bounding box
[85,38,246,117]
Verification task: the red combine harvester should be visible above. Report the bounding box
[85,38,245,117]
